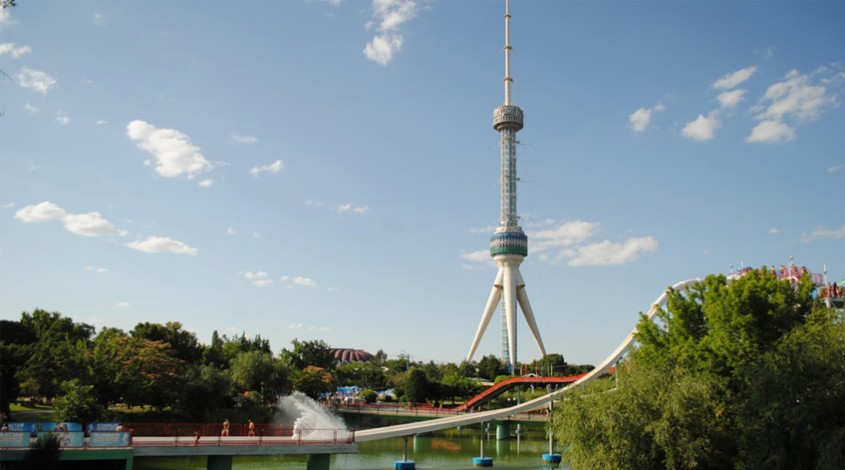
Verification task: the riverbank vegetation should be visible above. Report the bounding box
[0,312,588,424]
[551,270,845,469]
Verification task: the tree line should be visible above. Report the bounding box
[0,311,588,424]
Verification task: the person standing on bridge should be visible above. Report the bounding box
[221,418,230,437]
[247,419,255,437]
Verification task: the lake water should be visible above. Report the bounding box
[134,421,565,470]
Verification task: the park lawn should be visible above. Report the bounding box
[9,402,56,422]
[7,403,181,424]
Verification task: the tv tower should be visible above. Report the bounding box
[466,0,547,370]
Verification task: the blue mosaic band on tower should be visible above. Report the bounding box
[490,231,528,256]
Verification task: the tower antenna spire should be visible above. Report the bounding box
[504,0,513,106]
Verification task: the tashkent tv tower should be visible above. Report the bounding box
[466,0,547,370]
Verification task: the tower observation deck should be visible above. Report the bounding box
[467,0,547,371]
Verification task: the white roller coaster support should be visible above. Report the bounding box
[356,278,701,442]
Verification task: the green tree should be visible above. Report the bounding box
[404,368,433,405]
[173,365,234,421]
[132,321,202,363]
[335,361,387,390]
[24,433,61,470]
[476,354,507,380]
[229,350,290,406]
[16,310,93,400]
[280,338,335,370]
[0,319,37,417]
[737,308,845,469]
[119,337,185,408]
[551,270,822,469]
[293,366,336,400]
[53,379,104,423]
[359,389,378,404]
[203,330,225,367]
[221,332,272,366]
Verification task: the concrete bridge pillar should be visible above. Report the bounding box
[496,422,510,440]
[307,453,331,470]
[207,455,232,470]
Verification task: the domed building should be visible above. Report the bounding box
[331,348,374,364]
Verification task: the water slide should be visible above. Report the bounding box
[355,279,700,442]
[452,374,588,412]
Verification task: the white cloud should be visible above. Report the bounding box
[15,201,67,222]
[461,250,491,263]
[801,225,845,242]
[126,120,213,178]
[566,236,658,266]
[717,89,746,108]
[363,0,419,66]
[226,227,236,235]
[197,178,214,188]
[231,134,258,144]
[288,322,304,329]
[250,160,284,177]
[96,120,108,125]
[24,103,38,114]
[0,9,15,32]
[243,271,273,287]
[306,199,370,214]
[827,164,844,174]
[125,236,198,255]
[531,220,601,252]
[682,112,721,141]
[753,69,838,123]
[15,201,124,237]
[92,12,105,27]
[293,276,318,287]
[769,228,780,235]
[63,212,120,237]
[18,67,57,93]
[371,0,418,32]
[116,301,130,309]
[713,66,757,90]
[745,68,842,144]
[337,203,370,214]
[55,112,70,126]
[0,42,31,58]
[84,266,109,273]
[628,103,666,132]
[364,34,404,66]
[745,120,795,143]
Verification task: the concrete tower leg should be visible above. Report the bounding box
[502,261,519,367]
[467,270,504,362]
[516,286,546,356]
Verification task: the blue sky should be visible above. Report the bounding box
[2,0,843,366]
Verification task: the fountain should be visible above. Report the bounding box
[277,392,351,442]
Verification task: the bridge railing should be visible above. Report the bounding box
[0,431,132,449]
[128,423,354,446]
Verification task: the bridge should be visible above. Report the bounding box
[0,425,356,470]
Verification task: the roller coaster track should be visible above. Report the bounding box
[355,279,700,442]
